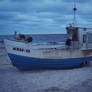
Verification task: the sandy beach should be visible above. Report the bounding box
[0,46,92,92]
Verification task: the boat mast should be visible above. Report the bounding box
[73,0,77,26]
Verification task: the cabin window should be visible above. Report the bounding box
[87,33,92,43]
[72,28,79,41]
[83,35,86,43]
[72,33,78,41]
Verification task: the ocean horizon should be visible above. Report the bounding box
[0,34,66,43]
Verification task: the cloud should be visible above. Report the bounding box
[0,12,17,21]
[0,0,92,35]
[62,0,92,3]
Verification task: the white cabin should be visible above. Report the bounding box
[66,25,92,50]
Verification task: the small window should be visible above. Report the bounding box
[83,35,86,43]
[88,33,92,43]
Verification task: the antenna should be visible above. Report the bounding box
[73,0,77,26]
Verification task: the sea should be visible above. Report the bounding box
[0,34,66,46]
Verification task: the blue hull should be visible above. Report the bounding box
[8,53,92,70]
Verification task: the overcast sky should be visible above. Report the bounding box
[0,0,92,35]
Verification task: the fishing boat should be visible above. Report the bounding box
[4,4,92,70]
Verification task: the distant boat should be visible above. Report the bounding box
[4,4,92,70]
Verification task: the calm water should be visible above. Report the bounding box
[0,34,66,45]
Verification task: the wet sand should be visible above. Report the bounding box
[0,47,92,92]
